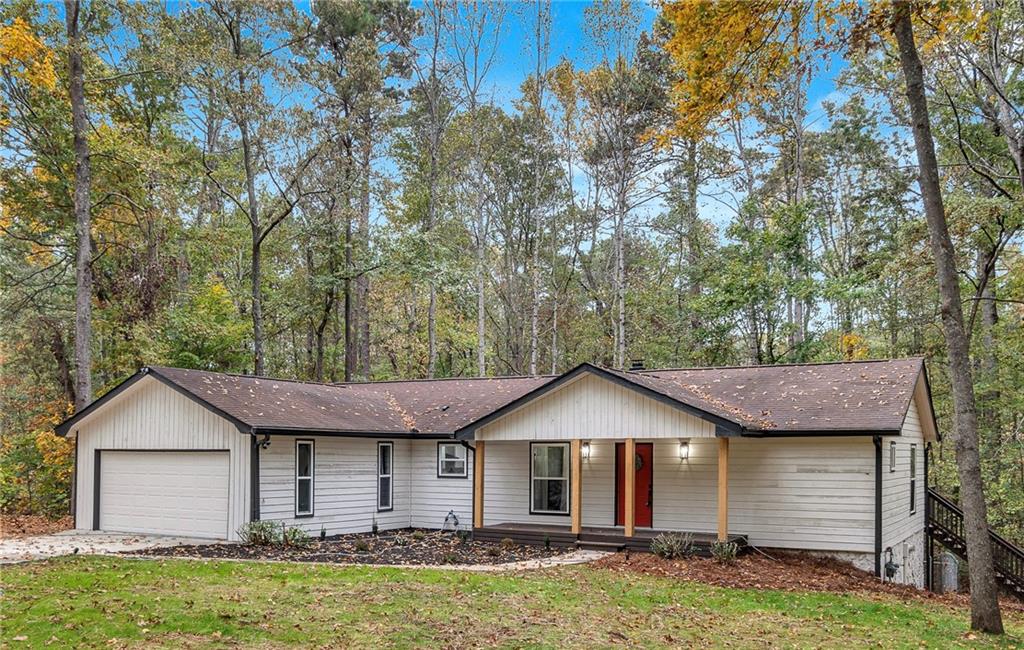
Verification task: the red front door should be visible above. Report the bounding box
[615,442,653,528]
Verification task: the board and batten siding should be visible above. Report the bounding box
[70,376,251,541]
[480,437,877,553]
[881,397,928,587]
[476,373,716,441]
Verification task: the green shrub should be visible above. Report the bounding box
[354,539,370,553]
[237,521,280,546]
[650,532,693,559]
[711,540,739,564]
[412,530,426,541]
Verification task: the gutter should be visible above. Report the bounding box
[250,427,454,440]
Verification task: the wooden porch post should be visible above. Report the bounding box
[473,441,485,529]
[570,439,582,534]
[717,437,729,541]
[624,438,635,537]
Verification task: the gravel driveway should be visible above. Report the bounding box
[0,531,222,564]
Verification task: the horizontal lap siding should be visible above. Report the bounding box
[477,374,715,441]
[481,441,612,526]
[72,377,250,541]
[410,440,473,529]
[482,437,876,552]
[258,437,410,535]
[730,438,875,551]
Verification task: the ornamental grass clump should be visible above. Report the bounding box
[237,521,280,546]
[282,525,310,548]
[650,532,694,559]
[711,540,739,564]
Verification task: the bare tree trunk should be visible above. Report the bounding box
[476,216,486,376]
[357,138,372,380]
[239,107,263,376]
[891,2,1003,633]
[614,192,626,369]
[344,206,355,382]
[528,0,548,376]
[66,0,92,410]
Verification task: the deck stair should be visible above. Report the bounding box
[927,488,1024,599]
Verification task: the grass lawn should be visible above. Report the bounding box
[2,556,1023,648]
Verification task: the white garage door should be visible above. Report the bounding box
[99,451,230,539]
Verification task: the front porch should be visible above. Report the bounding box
[471,436,741,553]
[473,522,748,554]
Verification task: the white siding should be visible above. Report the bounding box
[477,374,716,441]
[656,437,877,552]
[72,377,250,541]
[481,437,878,553]
[410,440,474,529]
[882,398,928,587]
[258,437,410,535]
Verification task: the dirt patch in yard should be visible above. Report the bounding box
[126,528,564,566]
[594,549,1024,611]
[0,514,72,539]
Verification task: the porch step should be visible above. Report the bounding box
[576,540,625,552]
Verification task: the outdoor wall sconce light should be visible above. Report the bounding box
[678,439,690,461]
[581,441,591,460]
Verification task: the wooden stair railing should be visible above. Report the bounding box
[927,487,1024,597]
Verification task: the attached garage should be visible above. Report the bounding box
[98,451,230,539]
[61,371,253,541]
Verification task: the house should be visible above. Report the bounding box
[56,358,938,587]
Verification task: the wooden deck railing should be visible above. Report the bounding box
[927,488,1024,597]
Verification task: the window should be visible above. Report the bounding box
[910,444,917,514]
[437,442,467,478]
[890,441,896,472]
[377,442,393,512]
[295,440,314,517]
[530,443,569,515]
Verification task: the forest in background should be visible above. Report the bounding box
[0,0,1021,550]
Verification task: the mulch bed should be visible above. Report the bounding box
[126,528,564,566]
[593,549,1024,611]
[0,514,73,539]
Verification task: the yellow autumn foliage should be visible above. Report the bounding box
[839,333,870,361]
[659,0,806,138]
[0,18,57,91]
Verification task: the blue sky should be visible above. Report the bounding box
[441,1,845,127]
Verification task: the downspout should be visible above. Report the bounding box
[873,435,883,578]
[924,441,931,590]
[461,440,476,534]
[250,431,262,522]
[71,433,79,528]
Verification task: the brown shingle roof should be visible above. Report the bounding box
[149,366,552,435]
[56,358,926,437]
[635,357,924,433]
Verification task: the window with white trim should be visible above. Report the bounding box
[890,441,896,472]
[531,443,569,514]
[378,442,393,511]
[437,443,467,478]
[910,444,917,514]
[296,440,314,517]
